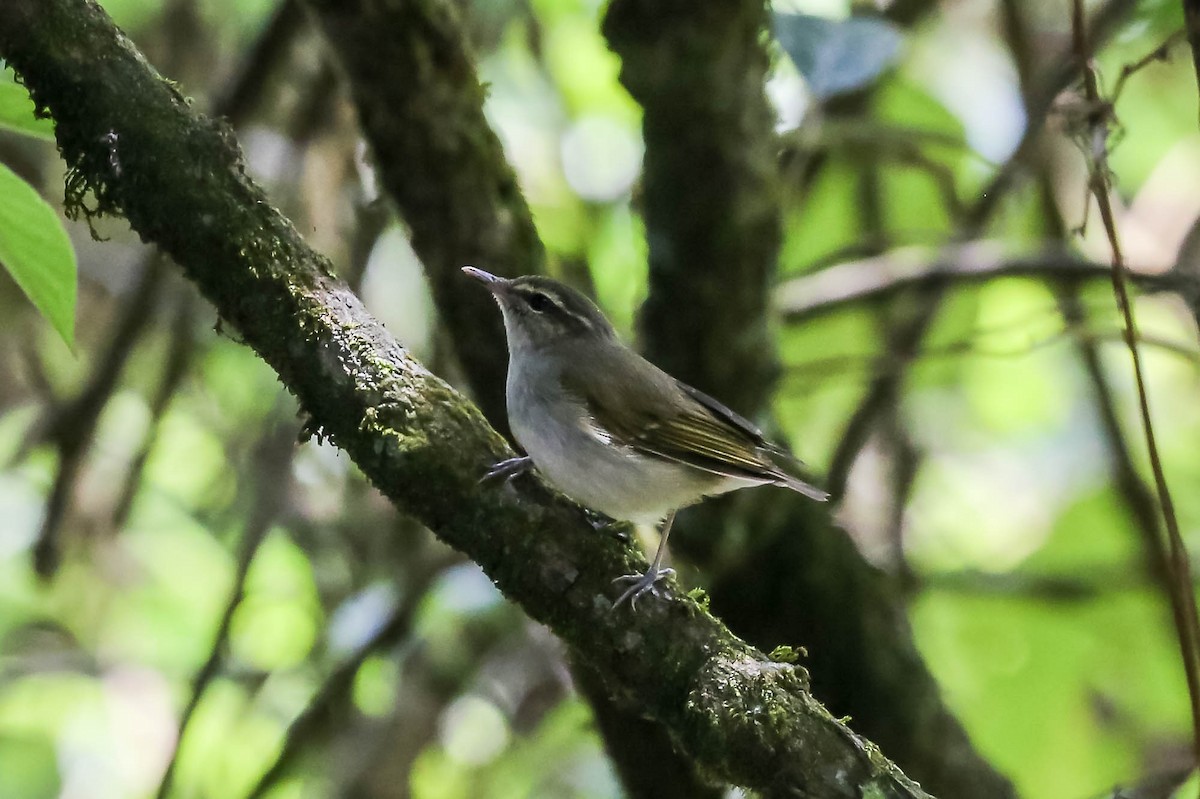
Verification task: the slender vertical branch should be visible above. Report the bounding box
[1071,0,1200,773]
[26,256,167,577]
[110,286,197,530]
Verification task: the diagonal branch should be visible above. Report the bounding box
[155,416,297,799]
[0,1,930,795]
[24,255,166,577]
[298,1,708,792]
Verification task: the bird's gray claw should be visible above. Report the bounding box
[585,509,630,542]
[610,567,675,612]
[481,455,533,484]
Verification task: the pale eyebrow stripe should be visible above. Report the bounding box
[514,287,595,330]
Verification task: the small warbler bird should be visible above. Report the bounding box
[463,266,828,609]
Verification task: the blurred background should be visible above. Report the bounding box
[2,0,1200,796]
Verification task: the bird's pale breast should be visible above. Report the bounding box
[507,354,741,523]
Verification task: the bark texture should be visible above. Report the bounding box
[300,0,717,790]
[0,1,932,795]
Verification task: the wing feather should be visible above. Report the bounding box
[557,340,827,500]
[561,351,792,482]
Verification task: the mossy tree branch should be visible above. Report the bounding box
[297,0,711,792]
[298,0,1013,793]
[0,1,931,795]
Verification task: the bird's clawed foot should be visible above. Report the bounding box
[611,566,675,612]
[481,455,533,484]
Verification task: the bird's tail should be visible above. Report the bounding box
[779,474,830,502]
[761,444,830,501]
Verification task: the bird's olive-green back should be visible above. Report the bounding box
[556,337,804,485]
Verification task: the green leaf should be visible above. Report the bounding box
[774,13,904,100]
[0,163,77,348]
[0,76,54,141]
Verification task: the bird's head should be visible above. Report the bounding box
[462,267,615,354]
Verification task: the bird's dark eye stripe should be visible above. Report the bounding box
[513,285,597,331]
[516,288,559,312]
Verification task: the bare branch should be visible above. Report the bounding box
[777,243,1191,325]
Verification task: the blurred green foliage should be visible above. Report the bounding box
[0,162,76,348]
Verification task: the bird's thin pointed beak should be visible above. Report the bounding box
[462,266,509,292]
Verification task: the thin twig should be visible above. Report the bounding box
[854,161,921,581]
[784,323,1200,386]
[1003,0,1181,642]
[1060,289,1171,592]
[1111,29,1186,102]
[1071,0,1200,776]
[778,244,1189,324]
[26,256,167,577]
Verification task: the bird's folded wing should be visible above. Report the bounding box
[635,409,776,477]
[566,367,789,483]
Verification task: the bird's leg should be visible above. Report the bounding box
[611,511,676,611]
[481,455,534,484]
[584,508,631,542]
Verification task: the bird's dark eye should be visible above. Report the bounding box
[527,292,553,313]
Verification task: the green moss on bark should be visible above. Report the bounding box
[0,1,933,795]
